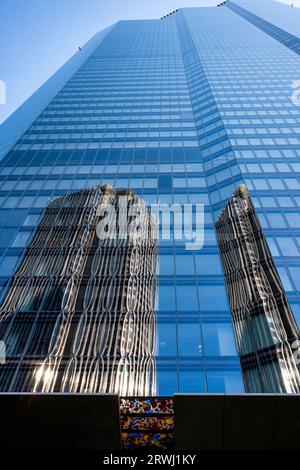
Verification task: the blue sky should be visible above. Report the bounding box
[0,0,299,124]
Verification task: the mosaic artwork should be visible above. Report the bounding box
[120,398,175,449]
[121,432,175,449]
[121,415,174,431]
[120,398,174,414]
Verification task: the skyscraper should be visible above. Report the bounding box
[1,0,300,396]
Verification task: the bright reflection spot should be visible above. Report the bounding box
[34,365,53,390]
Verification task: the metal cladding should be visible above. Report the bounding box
[0,184,158,395]
[215,184,300,393]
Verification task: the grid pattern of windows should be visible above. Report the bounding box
[227,1,300,56]
[180,6,300,333]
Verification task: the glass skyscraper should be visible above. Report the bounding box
[1,0,300,396]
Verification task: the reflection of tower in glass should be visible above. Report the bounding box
[0,184,158,395]
[215,184,300,394]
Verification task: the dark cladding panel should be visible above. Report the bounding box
[0,393,120,451]
[175,394,300,450]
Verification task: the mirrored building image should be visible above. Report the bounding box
[1,0,300,398]
[216,184,300,393]
[0,185,157,395]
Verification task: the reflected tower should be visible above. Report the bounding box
[215,184,300,393]
[0,185,158,395]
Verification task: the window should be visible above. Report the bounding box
[202,322,237,356]
[157,366,177,395]
[0,256,19,276]
[29,180,44,190]
[269,179,285,190]
[277,197,294,208]
[0,228,16,248]
[1,181,16,190]
[43,180,57,190]
[12,231,32,248]
[266,238,279,257]
[285,213,300,228]
[172,178,186,188]
[199,285,228,311]
[159,255,174,275]
[204,229,217,246]
[195,254,223,275]
[288,267,300,291]
[260,197,276,208]
[178,322,202,356]
[23,214,41,226]
[18,197,35,208]
[179,367,206,393]
[175,255,195,275]
[2,197,19,209]
[158,285,176,311]
[267,213,286,228]
[285,179,300,190]
[277,238,299,256]
[253,179,268,190]
[187,177,206,188]
[158,323,177,356]
[207,370,244,393]
[33,196,50,208]
[277,267,293,291]
[15,181,29,190]
[291,304,300,328]
[176,285,199,310]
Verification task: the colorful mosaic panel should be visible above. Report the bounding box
[120,398,175,449]
[120,398,174,414]
[122,432,175,449]
[121,415,174,431]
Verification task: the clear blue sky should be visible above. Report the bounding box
[0,0,298,124]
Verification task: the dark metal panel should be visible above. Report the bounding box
[273,395,300,450]
[223,394,275,450]
[175,394,300,450]
[175,394,225,450]
[0,393,121,451]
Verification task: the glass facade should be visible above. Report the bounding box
[0,0,300,395]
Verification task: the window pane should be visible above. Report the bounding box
[288,267,300,291]
[12,231,32,248]
[23,214,41,226]
[158,285,176,311]
[159,255,174,275]
[199,285,228,311]
[175,255,195,275]
[157,367,177,395]
[158,323,177,356]
[0,229,16,248]
[179,368,206,393]
[176,285,199,310]
[277,267,293,291]
[286,213,300,228]
[0,256,19,276]
[202,322,237,356]
[277,238,299,256]
[195,254,223,275]
[178,323,202,356]
[207,370,244,393]
[267,213,286,228]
